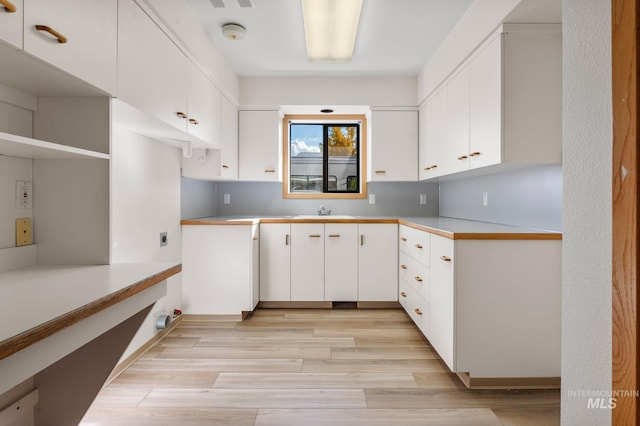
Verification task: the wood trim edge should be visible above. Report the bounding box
[456,372,561,389]
[0,264,182,361]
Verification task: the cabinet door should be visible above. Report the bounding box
[358,224,398,301]
[117,0,188,132]
[370,110,418,181]
[428,87,448,178]
[469,35,502,169]
[446,65,470,174]
[291,223,324,301]
[418,101,436,180]
[220,95,239,179]
[259,224,291,301]
[430,234,455,371]
[324,224,358,301]
[0,0,22,49]
[238,110,281,181]
[187,62,220,148]
[24,0,117,94]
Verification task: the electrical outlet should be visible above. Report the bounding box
[224,194,231,204]
[369,194,376,204]
[160,232,168,247]
[16,181,32,209]
[420,194,427,205]
[482,192,489,207]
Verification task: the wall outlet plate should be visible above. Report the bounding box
[160,232,168,247]
[16,181,32,209]
[16,218,33,246]
[420,194,427,205]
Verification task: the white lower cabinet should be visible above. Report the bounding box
[182,224,259,315]
[259,223,291,301]
[358,224,398,301]
[398,225,561,382]
[324,224,358,301]
[260,222,398,303]
[290,223,325,301]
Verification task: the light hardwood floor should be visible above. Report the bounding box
[81,308,560,425]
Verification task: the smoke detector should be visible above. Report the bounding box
[222,23,246,40]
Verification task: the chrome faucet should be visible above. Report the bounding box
[318,205,331,216]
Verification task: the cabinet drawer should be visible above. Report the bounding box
[399,225,430,265]
[399,280,430,338]
[399,252,430,303]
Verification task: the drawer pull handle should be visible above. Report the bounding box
[457,155,468,160]
[0,0,16,13]
[328,234,340,238]
[423,166,431,171]
[430,165,438,169]
[415,276,423,283]
[188,118,199,125]
[400,264,407,270]
[264,169,276,173]
[440,256,452,262]
[375,170,386,174]
[309,234,321,238]
[35,25,67,43]
[222,165,230,169]
[400,292,407,298]
[400,237,407,242]
[415,244,423,249]
[470,151,481,157]
[415,308,423,316]
[252,237,258,241]
[176,111,187,119]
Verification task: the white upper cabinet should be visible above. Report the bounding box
[445,65,470,175]
[187,62,221,148]
[220,95,239,179]
[239,109,282,181]
[370,110,418,181]
[117,0,188,132]
[419,24,561,180]
[0,0,22,49]
[24,0,117,94]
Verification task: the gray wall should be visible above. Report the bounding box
[562,0,612,424]
[212,181,439,217]
[181,177,217,219]
[439,165,562,231]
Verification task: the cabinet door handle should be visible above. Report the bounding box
[188,118,199,125]
[423,166,431,171]
[470,151,481,157]
[252,237,258,241]
[285,234,290,246]
[328,234,340,238]
[222,165,230,169]
[360,234,364,246]
[264,169,276,173]
[400,264,407,270]
[0,0,16,13]
[415,244,423,249]
[400,237,407,242]
[400,292,407,298]
[375,170,386,174]
[415,308,423,316]
[35,25,67,43]
[430,165,438,169]
[415,276,423,283]
[309,234,321,238]
[440,256,452,262]
[176,111,187,119]
[457,155,468,160]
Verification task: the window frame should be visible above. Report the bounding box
[282,114,368,199]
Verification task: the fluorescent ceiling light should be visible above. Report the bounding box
[302,0,363,62]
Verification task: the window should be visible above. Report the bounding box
[283,115,367,199]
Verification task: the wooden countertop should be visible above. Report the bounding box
[181,216,561,240]
[0,262,181,361]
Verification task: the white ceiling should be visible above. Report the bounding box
[187,0,475,77]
